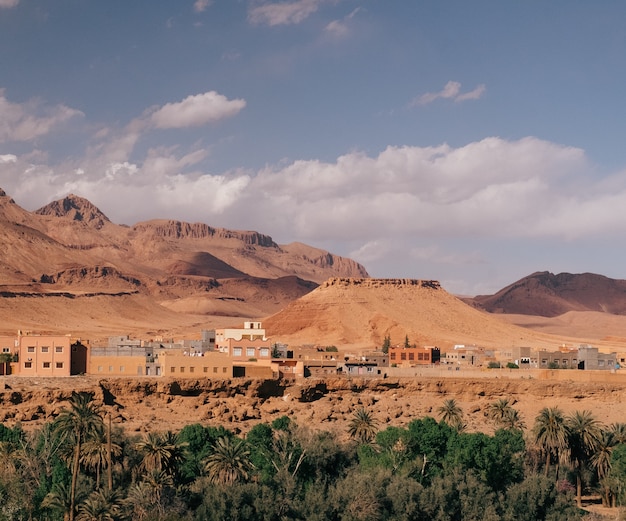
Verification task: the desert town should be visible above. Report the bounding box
[1,319,621,381]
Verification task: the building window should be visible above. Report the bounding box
[541,359,548,365]
[390,353,396,361]
[43,362,51,368]
[223,367,227,373]
[260,348,269,357]
[233,347,242,357]
[246,348,255,357]
[120,366,125,372]
[56,362,63,369]
[41,346,49,353]
[180,367,185,373]
[189,366,195,373]
[213,367,218,373]
[98,366,103,372]
[204,367,208,373]
[409,353,414,361]
[401,353,406,361]
[599,360,605,366]
[27,346,35,353]
[1,347,9,353]
[170,367,175,373]
[24,362,32,368]
[55,346,63,353]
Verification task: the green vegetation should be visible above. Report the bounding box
[2,398,626,519]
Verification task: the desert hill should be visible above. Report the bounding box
[0,190,368,338]
[468,271,626,317]
[263,277,578,350]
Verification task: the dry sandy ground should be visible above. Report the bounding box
[3,370,626,441]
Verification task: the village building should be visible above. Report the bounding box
[389,346,440,367]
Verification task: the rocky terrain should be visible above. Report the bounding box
[468,271,626,317]
[0,189,367,339]
[263,277,626,351]
[3,374,626,440]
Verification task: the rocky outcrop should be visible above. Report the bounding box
[36,194,111,230]
[322,278,441,289]
[469,271,626,317]
[39,266,142,288]
[132,220,278,248]
[2,375,626,436]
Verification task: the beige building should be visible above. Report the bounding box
[15,333,87,376]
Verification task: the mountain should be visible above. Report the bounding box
[468,271,626,317]
[0,190,368,338]
[263,277,569,350]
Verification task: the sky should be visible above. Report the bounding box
[1,1,626,295]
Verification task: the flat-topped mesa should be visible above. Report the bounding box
[132,220,278,247]
[322,277,441,289]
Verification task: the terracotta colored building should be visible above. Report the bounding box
[389,346,440,366]
[14,333,87,376]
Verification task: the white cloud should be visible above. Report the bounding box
[0,90,83,142]
[0,0,19,8]
[248,0,324,26]
[324,7,361,38]
[455,84,486,102]
[150,91,246,129]
[193,0,212,13]
[0,154,17,163]
[412,81,486,106]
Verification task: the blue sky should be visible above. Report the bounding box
[1,1,626,295]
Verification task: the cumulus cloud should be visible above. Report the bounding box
[0,0,19,8]
[412,81,486,106]
[248,0,324,26]
[5,134,626,276]
[150,91,246,129]
[0,90,83,142]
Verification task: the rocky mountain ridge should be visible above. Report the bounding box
[468,271,626,317]
[0,190,368,337]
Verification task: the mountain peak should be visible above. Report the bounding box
[35,194,111,229]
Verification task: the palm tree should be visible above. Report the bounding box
[437,399,464,431]
[135,431,186,479]
[532,407,568,479]
[567,410,602,507]
[591,430,616,506]
[76,489,122,521]
[42,482,74,521]
[204,436,254,485]
[501,407,526,431]
[80,435,122,490]
[54,392,104,521]
[123,482,152,520]
[609,423,626,444]
[347,408,379,444]
[487,399,512,426]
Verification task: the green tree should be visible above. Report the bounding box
[566,410,602,507]
[348,408,379,444]
[381,335,391,354]
[135,431,187,479]
[204,436,254,485]
[53,392,104,521]
[404,335,410,348]
[76,489,122,521]
[80,434,121,490]
[591,429,616,505]
[437,399,464,431]
[532,407,568,479]
[487,399,513,428]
